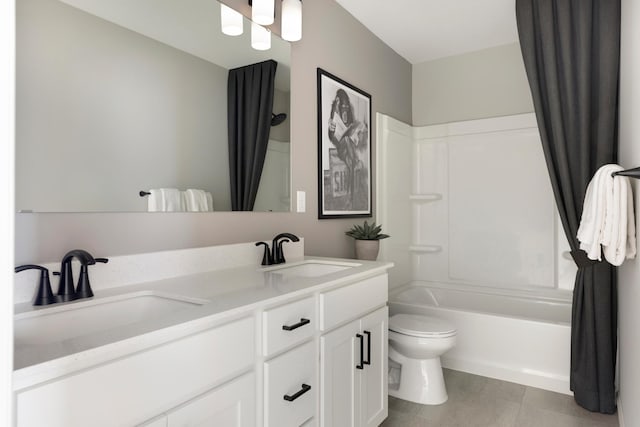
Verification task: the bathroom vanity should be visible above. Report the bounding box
[12,242,392,427]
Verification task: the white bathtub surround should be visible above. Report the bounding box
[390,283,572,394]
[577,164,637,266]
[376,112,576,292]
[13,241,393,427]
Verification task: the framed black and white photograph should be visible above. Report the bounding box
[317,68,372,219]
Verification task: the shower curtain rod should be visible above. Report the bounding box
[612,167,640,179]
[139,191,151,197]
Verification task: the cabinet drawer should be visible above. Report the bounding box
[168,372,256,427]
[263,296,315,356]
[264,341,316,427]
[320,274,387,331]
[16,317,254,427]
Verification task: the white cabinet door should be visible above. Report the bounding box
[167,372,255,427]
[359,307,388,427]
[320,319,360,427]
[264,341,316,427]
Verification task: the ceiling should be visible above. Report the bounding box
[335,0,519,64]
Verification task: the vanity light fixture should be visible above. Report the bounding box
[220,3,244,36]
[251,0,275,26]
[281,0,302,42]
[251,21,271,50]
[220,0,302,50]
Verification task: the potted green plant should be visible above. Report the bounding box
[345,220,390,260]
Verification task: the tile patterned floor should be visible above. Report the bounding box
[382,369,620,427]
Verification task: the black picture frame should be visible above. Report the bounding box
[317,68,372,219]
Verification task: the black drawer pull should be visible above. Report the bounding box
[282,318,310,331]
[356,333,364,370]
[283,384,312,401]
[364,330,371,365]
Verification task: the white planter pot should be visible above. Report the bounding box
[355,239,380,261]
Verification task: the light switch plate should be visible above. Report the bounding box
[296,191,306,213]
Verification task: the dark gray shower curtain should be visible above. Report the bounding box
[228,60,277,211]
[516,0,620,413]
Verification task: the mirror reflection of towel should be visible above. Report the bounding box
[147,188,185,212]
[185,189,212,212]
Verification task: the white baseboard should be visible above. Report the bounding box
[618,396,625,427]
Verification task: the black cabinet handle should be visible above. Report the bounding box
[356,333,364,370]
[364,330,371,365]
[282,318,311,331]
[283,384,312,401]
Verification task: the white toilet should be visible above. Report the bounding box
[388,314,457,405]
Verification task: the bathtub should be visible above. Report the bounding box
[389,281,573,394]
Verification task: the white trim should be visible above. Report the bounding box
[413,112,538,140]
[1,0,15,424]
[618,396,626,427]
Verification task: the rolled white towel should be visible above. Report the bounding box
[147,189,162,212]
[185,189,209,212]
[147,188,184,212]
[206,192,214,211]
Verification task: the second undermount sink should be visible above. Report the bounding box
[267,260,361,278]
[14,292,208,347]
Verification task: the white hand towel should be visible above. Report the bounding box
[185,189,209,212]
[148,188,184,212]
[163,188,185,212]
[602,175,636,265]
[577,165,618,260]
[147,189,163,212]
[206,192,214,211]
[577,164,637,265]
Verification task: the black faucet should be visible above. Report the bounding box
[271,233,299,265]
[55,249,108,301]
[14,264,57,306]
[255,233,300,266]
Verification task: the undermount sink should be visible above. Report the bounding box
[267,260,360,278]
[14,292,208,347]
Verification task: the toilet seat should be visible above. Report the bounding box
[389,314,456,338]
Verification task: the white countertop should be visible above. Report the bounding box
[13,255,392,390]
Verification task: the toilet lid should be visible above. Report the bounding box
[389,314,456,338]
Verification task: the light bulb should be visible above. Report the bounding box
[281,0,302,42]
[251,0,274,26]
[220,4,243,36]
[251,22,271,50]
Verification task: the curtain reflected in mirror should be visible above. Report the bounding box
[15,0,291,213]
[228,60,277,211]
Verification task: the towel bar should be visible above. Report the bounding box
[612,167,640,179]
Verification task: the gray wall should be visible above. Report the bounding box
[16,0,231,212]
[412,43,534,126]
[618,0,640,424]
[14,0,412,263]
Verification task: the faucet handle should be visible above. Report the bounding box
[15,264,58,306]
[76,257,108,299]
[255,242,273,266]
[275,239,291,264]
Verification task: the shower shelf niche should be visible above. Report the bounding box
[409,194,442,202]
[409,245,442,253]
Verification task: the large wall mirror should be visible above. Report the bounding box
[16,0,291,212]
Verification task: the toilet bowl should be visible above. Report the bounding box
[388,314,457,405]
